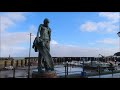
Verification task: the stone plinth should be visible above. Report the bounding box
[32,71,57,78]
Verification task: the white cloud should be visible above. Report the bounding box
[0,12,37,57]
[1,46,27,57]
[28,25,37,34]
[50,43,118,57]
[0,26,36,57]
[96,38,119,45]
[1,32,36,46]
[80,21,118,33]
[0,12,26,32]
[4,12,26,22]
[80,12,119,33]
[51,40,58,45]
[0,12,28,57]
[99,12,119,23]
[80,21,97,32]
[1,16,15,32]
[1,36,118,57]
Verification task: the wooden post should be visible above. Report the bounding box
[4,61,7,67]
[16,60,18,67]
[21,60,23,67]
[11,60,13,66]
[25,59,27,66]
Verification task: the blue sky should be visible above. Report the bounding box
[0,12,120,57]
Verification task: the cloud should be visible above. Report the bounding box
[0,12,37,57]
[1,46,27,57]
[96,38,119,45]
[1,37,118,57]
[99,12,119,23]
[0,12,26,32]
[28,25,37,34]
[80,21,97,32]
[88,42,96,45]
[1,16,15,32]
[1,32,36,46]
[51,40,58,45]
[80,12,119,33]
[0,25,36,57]
[4,12,26,22]
[80,21,118,33]
[50,43,118,57]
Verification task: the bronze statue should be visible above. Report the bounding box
[32,18,54,73]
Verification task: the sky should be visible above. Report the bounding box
[0,12,120,57]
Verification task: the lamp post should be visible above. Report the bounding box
[98,54,101,78]
[0,16,1,77]
[117,32,120,53]
[28,33,34,78]
[117,12,120,53]
[0,16,1,58]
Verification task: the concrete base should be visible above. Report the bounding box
[32,71,58,78]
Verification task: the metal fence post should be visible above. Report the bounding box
[67,61,68,76]
[65,64,66,78]
[13,67,15,78]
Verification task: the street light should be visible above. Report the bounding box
[117,31,120,52]
[0,16,1,58]
[0,13,1,76]
[27,33,34,78]
[117,12,120,52]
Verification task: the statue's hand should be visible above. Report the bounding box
[39,38,43,42]
[36,38,42,43]
[39,39,44,47]
[39,41,44,47]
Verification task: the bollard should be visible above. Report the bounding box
[65,65,66,78]
[58,58,60,64]
[13,67,15,78]
[66,61,68,76]
[112,67,114,78]
[98,66,101,78]
[70,61,71,72]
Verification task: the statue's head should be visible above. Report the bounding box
[43,18,49,27]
